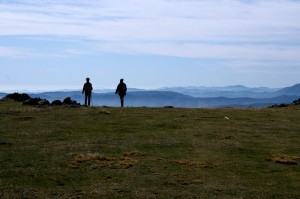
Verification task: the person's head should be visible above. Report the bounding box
[120,79,124,83]
[86,77,90,82]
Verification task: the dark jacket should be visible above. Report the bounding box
[115,83,127,96]
[82,82,93,94]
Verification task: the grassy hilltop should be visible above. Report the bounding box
[0,100,300,198]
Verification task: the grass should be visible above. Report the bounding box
[0,100,300,198]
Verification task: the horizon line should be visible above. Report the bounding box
[0,84,293,93]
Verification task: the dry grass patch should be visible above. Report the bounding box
[170,178,203,186]
[170,160,212,169]
[98,110,111,115]
[123,150,146,157]
[266,154,300,165]
[68,152,140,169]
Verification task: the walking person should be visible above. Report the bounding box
[82,77,93,106]
[115,79,127,107]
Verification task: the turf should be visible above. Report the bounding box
[0,100,299,198]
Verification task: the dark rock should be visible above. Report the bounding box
[3,93,31,102]
[63,97,72,104]
[51,100,63,106]
[164,106,174,108]
[38,99,50,106]
[63,97,80,105]
[23,98,42,106]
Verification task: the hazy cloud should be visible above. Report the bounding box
[0,46,32,57]
[1,0,300,61]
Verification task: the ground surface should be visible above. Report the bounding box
[0,100,300,198]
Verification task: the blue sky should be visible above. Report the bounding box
[1,0,300,91]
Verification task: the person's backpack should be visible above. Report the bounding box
[85,83,93,92]
[121,83,127,94]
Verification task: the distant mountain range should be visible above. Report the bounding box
[157,85,280,98]
[1,84,300,108]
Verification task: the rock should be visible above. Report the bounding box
[3,93,31,102]
[51,100,63,106]
[63,97,80,106]
[164,106,174,108]
[63,97,72,104]
[23,98,41,105]
[38,99,50,106]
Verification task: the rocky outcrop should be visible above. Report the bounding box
[51,100,63,106]
[3,93,31,102]
[2,93,80,107]
[62,97,80,105]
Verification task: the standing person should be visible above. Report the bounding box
[82,77,93,106]
[115,79,127,107]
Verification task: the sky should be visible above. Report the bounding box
[1,0,300,92]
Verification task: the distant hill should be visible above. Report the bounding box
[5,90,296,108]
[274,83,300,96]
[1,84,300,108]
[0,92,6,99]
[159,85,281,98]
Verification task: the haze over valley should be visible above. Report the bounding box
[2,83,300,108]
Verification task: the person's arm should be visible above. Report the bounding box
[115,84,119,94]
[82,84,85,94]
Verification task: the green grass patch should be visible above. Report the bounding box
[0,101,300,198]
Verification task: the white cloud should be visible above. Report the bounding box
[0,46,32,57]
[0,0,300,61]
[0,47,16,57]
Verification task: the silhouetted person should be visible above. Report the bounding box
[115,79,127,107]
[82,77,93,106]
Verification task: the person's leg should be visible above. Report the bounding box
[84,94,88,106]
[120,95,124,107]
[87,93,91,106]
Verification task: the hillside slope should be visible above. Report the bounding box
[1,101,300,198]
